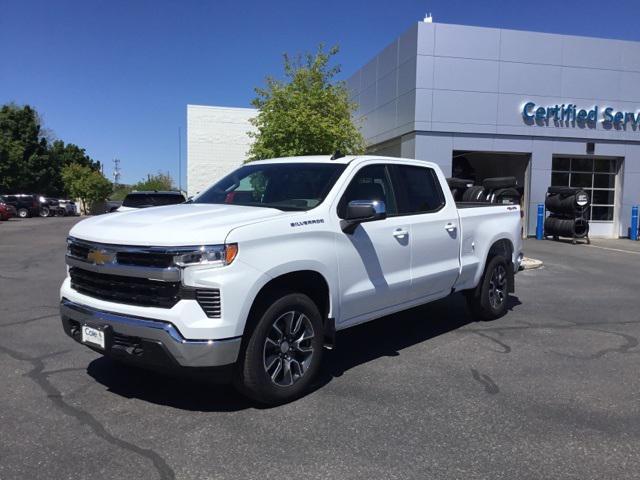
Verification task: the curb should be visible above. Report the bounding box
[521,257,543,270]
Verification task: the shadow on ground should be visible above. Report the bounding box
[87,292,521,412]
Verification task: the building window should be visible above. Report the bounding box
[551,157,617,221]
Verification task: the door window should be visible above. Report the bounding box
[391,165,446,215]
[338,164,397,218]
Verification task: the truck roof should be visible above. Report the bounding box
[248,155,439,169]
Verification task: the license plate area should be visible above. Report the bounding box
[81,325,108,350]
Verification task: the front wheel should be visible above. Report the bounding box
[235,292,324,405]
[466,255,509,320]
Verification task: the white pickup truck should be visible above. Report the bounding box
[60,155,523,404]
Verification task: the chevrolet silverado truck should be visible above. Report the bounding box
[60,155,523,404]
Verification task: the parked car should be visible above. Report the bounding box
[117,191,186,212]
[1,194,40,218]
[58,199,79,216]
[60,155,523,404]
[39,197,62,217]
[105,200,122,213]
[0,195,17,218]
[0,198,14,220]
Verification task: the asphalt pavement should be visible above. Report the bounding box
[1,216,639,480]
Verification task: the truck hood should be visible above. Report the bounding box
[69,203,284,246]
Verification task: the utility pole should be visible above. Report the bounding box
[113,158,121,187]
[178,127,182,192]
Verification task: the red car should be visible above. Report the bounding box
[0,200,15,220]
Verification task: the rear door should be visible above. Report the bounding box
[390,164,461,300]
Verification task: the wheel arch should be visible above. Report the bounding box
[242,269,332,340]
[485,238,515,293]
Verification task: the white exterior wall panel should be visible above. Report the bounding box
[187,105,256,197]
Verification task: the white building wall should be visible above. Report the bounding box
[187,105,257,196]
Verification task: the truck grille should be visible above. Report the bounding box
[68,242,90,260]
[195,289,221,318]
[116,251,174,268]
[69,267,181,308]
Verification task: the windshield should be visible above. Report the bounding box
[123,193,185,208]
[194,163,347,211]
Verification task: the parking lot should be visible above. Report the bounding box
[1,216,639,480]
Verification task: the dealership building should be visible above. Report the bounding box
[188,21,640,238]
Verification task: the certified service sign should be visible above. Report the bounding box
[522,101,640,129]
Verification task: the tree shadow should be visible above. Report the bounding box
[86,293,522,411]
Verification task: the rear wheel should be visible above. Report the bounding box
[235,292,323,405]
[17,208,29,218]
[466,255,509,320]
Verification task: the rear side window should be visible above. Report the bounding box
[392,165,445,215]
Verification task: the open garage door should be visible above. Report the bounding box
[452,151,531,236]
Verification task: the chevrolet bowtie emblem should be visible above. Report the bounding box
[86,249,114,265]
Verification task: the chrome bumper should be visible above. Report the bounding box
[60,298,241,367]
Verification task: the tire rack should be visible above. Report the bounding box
[543,188,591,245]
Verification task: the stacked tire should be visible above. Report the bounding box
[482,177,520,205]
[446,178,474,201]
[544,187,590,240]
[447,176,521,205]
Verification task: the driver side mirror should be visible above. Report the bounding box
[341,200,386,234]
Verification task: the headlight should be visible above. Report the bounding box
[173,244,238,267]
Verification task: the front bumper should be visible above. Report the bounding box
[60,298,241,369]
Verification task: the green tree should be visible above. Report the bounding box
[248,45,364,160]
[62,163,112,213]
[110,183,133,201]
[0,104,54,194]
[0,104,101,196]
[48,140,100,195]
[132,172,174,191]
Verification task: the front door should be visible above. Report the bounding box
[334,164,412,323]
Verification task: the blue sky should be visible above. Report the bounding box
[1,0,640,185]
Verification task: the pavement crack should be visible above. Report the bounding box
[472,331,511,353]
[0,343,175,480]
[470,368,499,394]
[550,329,639,360]
[0,313,59,328]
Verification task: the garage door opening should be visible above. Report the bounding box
[452,151,531,235]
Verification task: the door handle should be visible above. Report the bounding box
[393,228,408,238]
[445,223,457,232]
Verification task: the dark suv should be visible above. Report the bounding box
[1,194,40,218]
[117,191,186,211]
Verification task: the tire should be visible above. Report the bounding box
[482,176,517,190]
[491,187,521,205]
[466,255,509,321]
[39,207,50,218]
[462,185,486,202]
[17,208,29,218]
[446,177,474,190]
[235,292,324,405]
